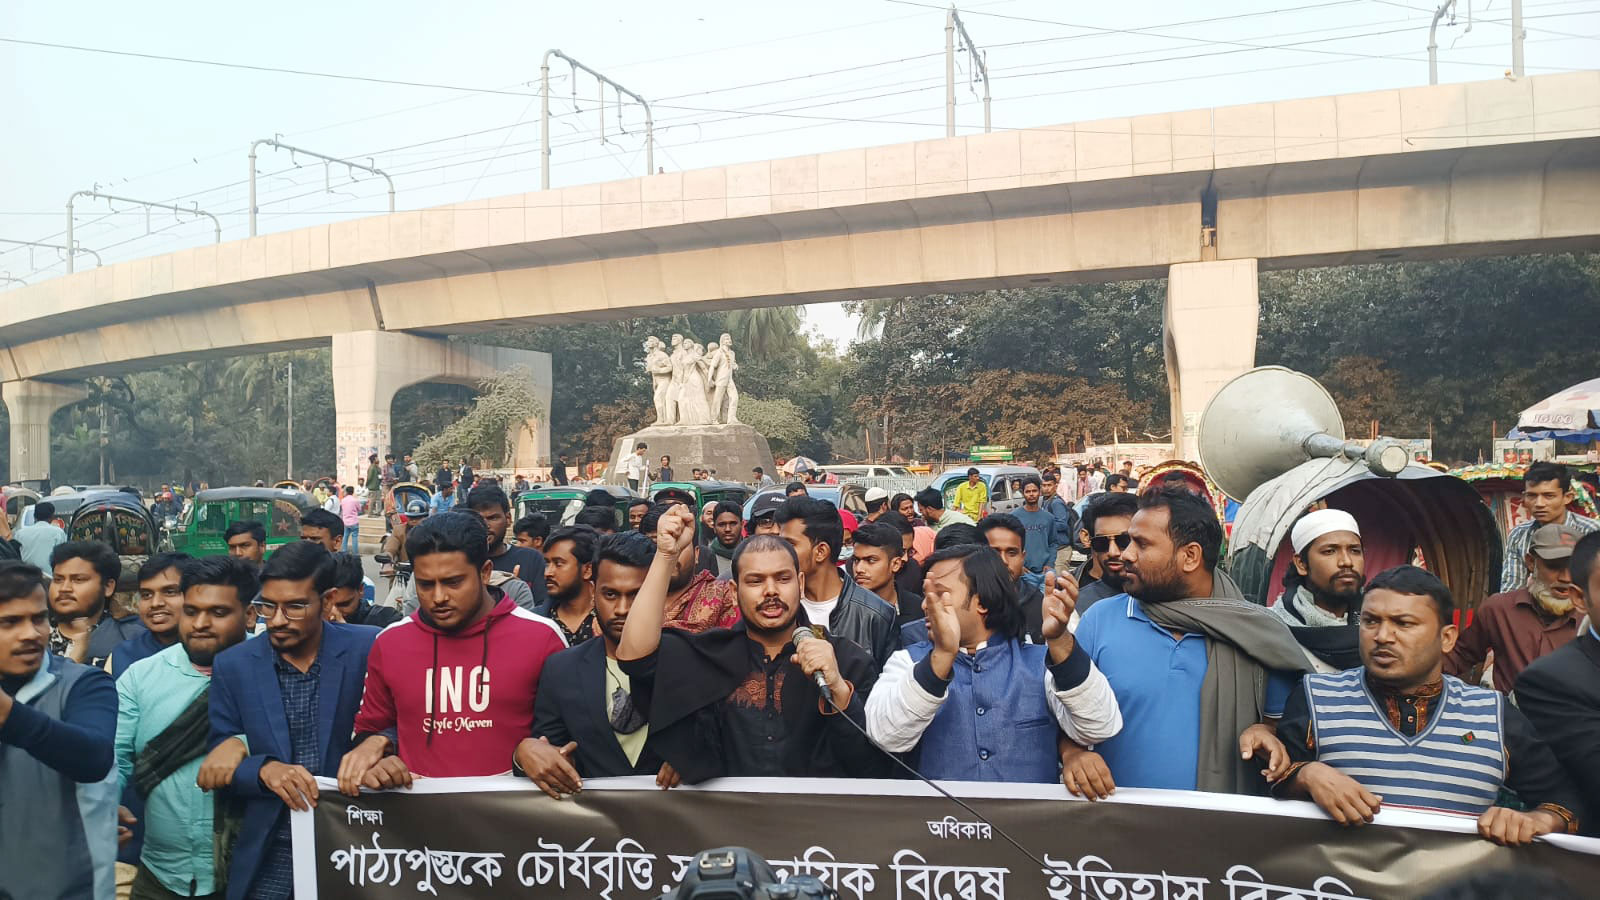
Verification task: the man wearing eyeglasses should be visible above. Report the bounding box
[196,542,380,899]
[1075,492,1140,616]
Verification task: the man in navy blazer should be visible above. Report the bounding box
[197,542,379,899]
[518,532,675,796]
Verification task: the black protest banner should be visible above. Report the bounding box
[293,776,1600,899]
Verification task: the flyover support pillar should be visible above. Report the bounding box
[1164,259,1259,462]
[332,331,552,486]
[3,380,89,490]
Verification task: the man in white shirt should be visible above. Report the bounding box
[624,444,651,493]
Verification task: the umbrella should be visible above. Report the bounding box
[1509,377,1600,441]
[779,456,817,476]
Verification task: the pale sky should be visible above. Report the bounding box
[3,0,1596,347]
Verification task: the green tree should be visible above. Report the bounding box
[738,397,809,456]
[412,366,546,471]
[726,307,801,359]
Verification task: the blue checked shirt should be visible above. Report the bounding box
[250,656,322,900]
[1499,511,1600,590]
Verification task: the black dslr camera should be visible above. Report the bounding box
[658,847,837,900]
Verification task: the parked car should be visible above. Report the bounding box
[516,485,637,530]
[927,465,1042,516]
[813,464,922,495]
[167,487,320,557]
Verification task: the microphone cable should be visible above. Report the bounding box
[813,675,1054,875]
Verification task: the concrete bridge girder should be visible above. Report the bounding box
[3,380,89,488]
[331,331,552,485]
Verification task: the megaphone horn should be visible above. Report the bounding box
[1198,366,1411,501]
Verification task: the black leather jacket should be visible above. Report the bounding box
[803,578,899,669]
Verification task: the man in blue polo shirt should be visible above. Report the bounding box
[1062,488,1310,798]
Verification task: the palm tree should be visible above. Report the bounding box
[855,297,908,341]
[726,306,801,360]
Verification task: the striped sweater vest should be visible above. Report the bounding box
[1306,669,1505,815]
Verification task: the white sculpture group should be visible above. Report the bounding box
[644,333,740,426]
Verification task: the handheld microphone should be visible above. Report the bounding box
[791,625,831,692]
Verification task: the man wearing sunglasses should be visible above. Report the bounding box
[197,542,380,899]
[1075,492,1140,615]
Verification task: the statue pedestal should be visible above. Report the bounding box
[607,424,775,486]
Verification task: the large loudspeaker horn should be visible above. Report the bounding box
[1199,366,1411,501]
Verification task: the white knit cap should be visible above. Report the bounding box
[1290,508,1361,554]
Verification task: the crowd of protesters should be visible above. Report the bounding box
[4,460,1600,898]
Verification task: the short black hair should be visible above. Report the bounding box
[50,541,121,587]
[866,495,888,515]
[546,525,600,568]
[713,500,743,521]
[1571,531,1600,595]
[636,442,648,450]
[924,544,1023,639]
[576,505,619,532]
[0,560,45,604]
[732,533,800,579]
[913,487,945,510]
[179,556,260,608]
[785,481,808,495]
[1083,491,1139,536]
[966,467,980,476]
[261,540,330,585]
[882,511,914,537]
[513,513,550,541]
[934,523,980,550]
[1524,461,1572,492]
[33,501,55,521]
[1364,564,1454,624]
[852,521,903,555]
[300,508,345,538]
[752,466,765,475]
[592,531,654,581]
[583,488,617,507]
[637,501,678,536]
[628,497,652,511]
[136,552,193,586]
[223,520,266,545]
[465,484,511,513]
[1136,487,1222,571]
[775,495,843,563]
[977,512,1024,544]
[405,510,491,568]
[1104,473,1130,491]
[316,552,365,594]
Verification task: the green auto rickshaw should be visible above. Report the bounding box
[515,484,638,530]
[169,487,320,557]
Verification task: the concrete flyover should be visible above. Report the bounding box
[4,71,1598,482]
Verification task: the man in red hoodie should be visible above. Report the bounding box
[336,511,566,793]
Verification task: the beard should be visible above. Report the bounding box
[1128,559,1185,605]
[1310,578,1362,615]
[1529,576,1576,617]
[550,579,585,606]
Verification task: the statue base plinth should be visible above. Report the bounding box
[607,424,775,487]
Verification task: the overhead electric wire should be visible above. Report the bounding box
[9,2,1595,274]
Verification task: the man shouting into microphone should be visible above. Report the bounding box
[617,504,890,782]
